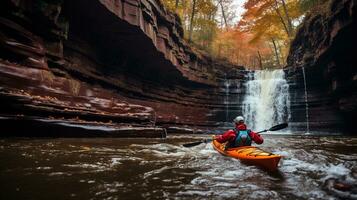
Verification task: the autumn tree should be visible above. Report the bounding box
[160,0,328,69]
[216,0,236,29]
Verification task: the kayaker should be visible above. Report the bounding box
[213,116,263,149]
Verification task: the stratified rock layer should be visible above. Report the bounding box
[0,0,244,137]
[286,0,356,133]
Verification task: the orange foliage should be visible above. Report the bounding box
[160,0,325,69]
[212,29,273,69]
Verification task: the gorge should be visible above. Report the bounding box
[0,0,356,136]
[2,1,357,199]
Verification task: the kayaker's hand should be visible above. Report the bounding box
[211,135,216,140]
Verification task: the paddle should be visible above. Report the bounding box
[182,123,288,148]
[182,139,212,148]
[255,123,288,134]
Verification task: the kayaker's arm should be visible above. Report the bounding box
[214,130,235,143]
[249,131,264,144]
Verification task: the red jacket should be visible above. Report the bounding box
[215,124,263,145]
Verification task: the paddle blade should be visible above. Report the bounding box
[268,123,288,131]
[182,141,204,147]
[182,139,213,148]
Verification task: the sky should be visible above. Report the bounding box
[232,0,248,23]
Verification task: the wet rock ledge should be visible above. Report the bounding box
[0,0,244,137]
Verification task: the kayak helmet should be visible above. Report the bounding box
[233,116,244,123]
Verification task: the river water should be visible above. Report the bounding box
[1,135,357,200]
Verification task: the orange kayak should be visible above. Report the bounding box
[212,140,282,171]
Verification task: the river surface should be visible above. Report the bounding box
[1,135,357,200]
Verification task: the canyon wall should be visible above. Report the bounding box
[0,0,245,137]
[286,0,356,133]
[3,0,354,136]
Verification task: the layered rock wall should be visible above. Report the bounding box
[286,0,356,133]
[0,0,244,136]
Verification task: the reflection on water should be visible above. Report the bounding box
[1,135,357,200]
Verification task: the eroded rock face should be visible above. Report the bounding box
[0,0,244,137]
[286,0,356,133]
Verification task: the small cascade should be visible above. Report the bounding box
[224,80,231,122]
[302,67,310,133]
[242,69,290,131]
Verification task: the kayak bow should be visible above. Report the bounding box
[212,140,282,171]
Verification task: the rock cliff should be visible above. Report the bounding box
[0,0,244,137]
[286,0,356,133]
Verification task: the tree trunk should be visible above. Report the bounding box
[276,40,285,66]
[280,0,293,37]
[236,48,240,65]
[273,0,291,37]
[257,51,263,69]
[271,38,281,68]
[275,9,290,36]
[189,0,196,42]
[219,0,228,28]
[218,44,222,57]
[175,0,179,10]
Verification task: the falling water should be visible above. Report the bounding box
[302,67,310,133]
[242,69,290,131]
[224,80,231,122]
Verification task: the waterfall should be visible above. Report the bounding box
[242,69,290,131]
[302,67,310,133]
[224,80,231,122]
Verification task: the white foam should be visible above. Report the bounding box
[326,163,351,177]
[110,158,122,166]
[143,166,170,179]
[282,157,323,173]
[222,169,245,178]
[250,190,279,199]
[48,172,69,176]
[176,190,211,197]
[36,166,52,170]
[62,163,109,172]
[190,177,209,185]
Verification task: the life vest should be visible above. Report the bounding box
[229,130,252,148]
